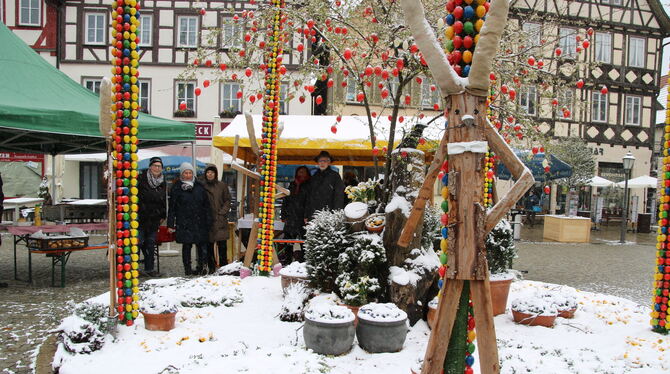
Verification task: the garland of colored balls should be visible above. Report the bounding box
[256,0,286,274]
[651,73,670,334]
[110,0,141,325]
[442,0,490,77]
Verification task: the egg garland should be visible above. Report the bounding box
[256,0,286,274]
[651,73,670,334]
[109,0,141,326]
[443,0,490,77]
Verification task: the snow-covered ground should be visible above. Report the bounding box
[53,276,670,374]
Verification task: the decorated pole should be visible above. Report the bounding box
[652,72,670,334]
[256,0,286,274]
[110,0,141,325]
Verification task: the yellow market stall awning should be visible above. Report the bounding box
[213,115,444,166]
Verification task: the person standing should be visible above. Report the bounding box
[167,162,212,275]
[304,151,345,220]
[280,166,311,263]
[201,165,232,273]
[137,157,167,277]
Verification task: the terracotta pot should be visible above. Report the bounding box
[280,274,309,291]
[141,311,177,331]
[338,304,361,327]
[490,278,513,316]
[512,310,556,327]
[558,307,577,319]
[427,305,437,329]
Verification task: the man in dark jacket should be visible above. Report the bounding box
[201,165,232,273]
[137,157,166,277]
[304,151,345,220]
[167,162,212,275]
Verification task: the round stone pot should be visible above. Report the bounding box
[141,311,176,331]
[280,274,309,292]
[303,317,355,356]
[356,316,408,353]
[512,310,557,327]
[490,277,513,316]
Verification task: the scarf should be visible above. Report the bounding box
[147,172,164,189]
[181,179,194,190]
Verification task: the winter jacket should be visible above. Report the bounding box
[281,179,310,233]
[201,166,232,242]
[167,180,212,244]
[137,170,167,233]
[304,168,345,220]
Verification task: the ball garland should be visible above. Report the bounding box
[256,0,286,274]
[110,0,141,326]
[442,0,490,77]
[651,72,670,334]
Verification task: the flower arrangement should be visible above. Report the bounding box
[219,108,241,118]
[345,179,379,205]
[173,109,195,118]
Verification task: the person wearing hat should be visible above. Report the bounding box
[201,164,232,273]
[167,162,212,275]
[304,151,345,220]
[137,157,167,277]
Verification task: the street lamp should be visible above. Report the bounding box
[620,151,636,243]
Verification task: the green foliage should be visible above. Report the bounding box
[421,204,441,251]
[549,137,596,188]
[485,219,516,275]
[304,210,350,292]
[335,233,388,306]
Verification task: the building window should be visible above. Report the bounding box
[591,91,608,122]
[220,82,242,116]
[421,79,440,108]
[138,14,153,47]
[383,77,400,106]
[522,22,541,48]
[83,78,101,94]
[628,37,645,68]
[595,32,611,64]
[556,90,574,119]
[624,95,641,126]
[221,17,243,49]
[177,16,198,48]
[19,0,40,26]
[176,81,196,114]
[559,28,576,58]
[138,80,151,113]
[85,13,106,45]
[279,82,289,115]
[345,76,358,103]
[519,86,537,116]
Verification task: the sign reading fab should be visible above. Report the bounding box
[195,124,212,140]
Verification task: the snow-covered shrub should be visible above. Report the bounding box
[485,219,517,274]
[421,204,441,251]
[54,315,105,354]
[335,233,387,306]
[140,290,179,314]
[539,291,578,311]
[304,209,351,292]
[510,296,558,316]
[139,277,243,309]
[69,300,114,335]
[279,282,312,322]
[279,261,308,277]
[215,261,246,276]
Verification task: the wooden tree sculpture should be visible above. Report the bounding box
[399,0,535,373]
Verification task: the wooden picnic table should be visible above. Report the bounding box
[28,244,108,287]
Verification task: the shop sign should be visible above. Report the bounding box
[0,152,45,162]
[195,124,212,140]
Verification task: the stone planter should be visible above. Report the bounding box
[280,274,309,291]
[338,304,362,327]
[303,317,355,355]
[141,311,176,331]
[356,315,408,353]
[490,277,513,316]
[511,310,557,327]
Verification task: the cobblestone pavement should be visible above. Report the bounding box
[0,222,658,373]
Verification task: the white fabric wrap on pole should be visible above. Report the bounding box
[447,141,488,155]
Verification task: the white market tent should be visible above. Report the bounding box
[588,176,615,188]
[212,115,445,166]
[615,175,658,189]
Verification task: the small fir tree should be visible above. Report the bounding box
[335,233,388,306]
[485,219,517,275]
[304,209,350,292]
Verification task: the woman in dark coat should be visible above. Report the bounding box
[201,164,232,273]
[137,157,167,276]
[280,166,311,263]
[167,162,212,275]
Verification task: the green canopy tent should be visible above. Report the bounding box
[0,21,195,154]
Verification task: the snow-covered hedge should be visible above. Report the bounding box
[304,209,350,292]
[335,233,387,306]
[140,276,243,309]
[486,219,517,275]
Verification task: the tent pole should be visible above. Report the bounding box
[50,153,57,203]
[192,141,196,172]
